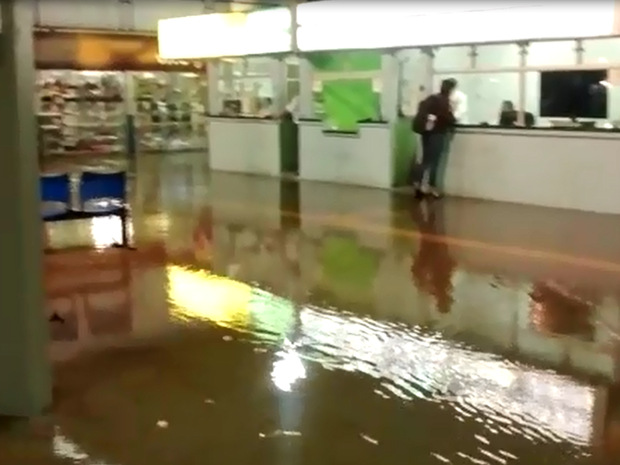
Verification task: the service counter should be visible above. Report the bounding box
[298,119,413,190]
[447,127,620,215]
[208,116,298,177]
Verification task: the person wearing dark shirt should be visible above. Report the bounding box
[411,79,457,198]
[498,100,535,127]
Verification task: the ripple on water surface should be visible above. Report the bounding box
[165,266,600,464]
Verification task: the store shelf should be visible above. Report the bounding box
[133,71,207,153]
[36,70,126,157]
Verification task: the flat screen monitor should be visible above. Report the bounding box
[539,70,608,119]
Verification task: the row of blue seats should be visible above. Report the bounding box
[40,170,132,249]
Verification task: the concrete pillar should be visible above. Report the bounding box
[297,58,314,118]
[380,53,399,122]
[0,0,52,417]
[270,58,288,114]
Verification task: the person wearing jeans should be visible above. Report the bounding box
[412,79,456,198]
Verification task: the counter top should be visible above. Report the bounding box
[456,126,620,140]
[298,118,390,134]
[207,115,282,124]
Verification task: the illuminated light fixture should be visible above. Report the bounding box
[296,3,615,51]
[157,8,292,60]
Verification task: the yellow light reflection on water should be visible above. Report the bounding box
[167,265,251,329]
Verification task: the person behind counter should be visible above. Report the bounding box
[499,100,535,127]
[411,79,457,199]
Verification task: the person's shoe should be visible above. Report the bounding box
[429,188,443,199]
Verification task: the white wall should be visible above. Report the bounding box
[34,0,215,32]
[400,37,620,125]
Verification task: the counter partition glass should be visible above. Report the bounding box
[391,35,620,214]
[206,56,299,177]
[397,36,620,131]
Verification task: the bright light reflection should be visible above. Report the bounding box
[53,427,118,464]
[271,342,307,392]
[299,306,595,446]
[89,216,134,249]
[164,264,595,446]
[167,266,251,327]
[166,266,296,339]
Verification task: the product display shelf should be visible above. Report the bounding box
[36,70,126,157]
[133,71,207,153]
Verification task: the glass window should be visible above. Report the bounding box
[286,79,300,103]
[218,58,275,117]
[528,70,610,127]
[526,40,577,67]
[398,48,431,116]
[287,63,299,80]
[433,45,471,72]
[476,43,521,69]
[246,57,273,76]
[434,72,520,126]
[582,37,620,66]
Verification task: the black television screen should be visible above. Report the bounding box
[539,70,608,119]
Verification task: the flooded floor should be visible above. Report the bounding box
[3,153,620,464]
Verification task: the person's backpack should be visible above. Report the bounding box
[411,97,430,134]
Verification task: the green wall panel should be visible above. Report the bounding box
[321,80,378,131]
[391,118,417,187]
[309,51,382,130]
[309,50,382,72]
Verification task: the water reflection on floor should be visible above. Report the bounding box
[3,153,620,464]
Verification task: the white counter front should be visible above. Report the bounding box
[299,121,394,189]
[208,118,281,176]
[448,129,620,214]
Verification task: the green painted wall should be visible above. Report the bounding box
[309,51,382,131]
[307,51,418,188]
[392,118,417,187]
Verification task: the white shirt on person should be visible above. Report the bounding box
[450,90,468,123]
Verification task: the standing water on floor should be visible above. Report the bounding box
[4,158,620,464]
[157,267,606,465]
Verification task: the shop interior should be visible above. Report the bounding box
[36,66,207,157]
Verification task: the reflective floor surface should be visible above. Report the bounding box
[3,152,620,464]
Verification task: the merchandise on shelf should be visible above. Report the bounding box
[36,70,126,157]
[133,72,207,152]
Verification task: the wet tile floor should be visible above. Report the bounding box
[3,153,620,464]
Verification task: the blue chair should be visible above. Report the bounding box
[40,173,71,221]
[77,171,132,248]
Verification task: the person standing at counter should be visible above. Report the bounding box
[411,79,457,198]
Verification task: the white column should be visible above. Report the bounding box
[298,58,314,118]
[289,0,298,54]
[0,0,52,417]
[517,42,528,126]
[207,61,222,114]
[380,53,399,122]
[269,58,288,114]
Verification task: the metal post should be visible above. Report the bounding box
[124,73,137,176]
[290,0,298,54]
[517,42,529,126]
[575,39,585,65]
